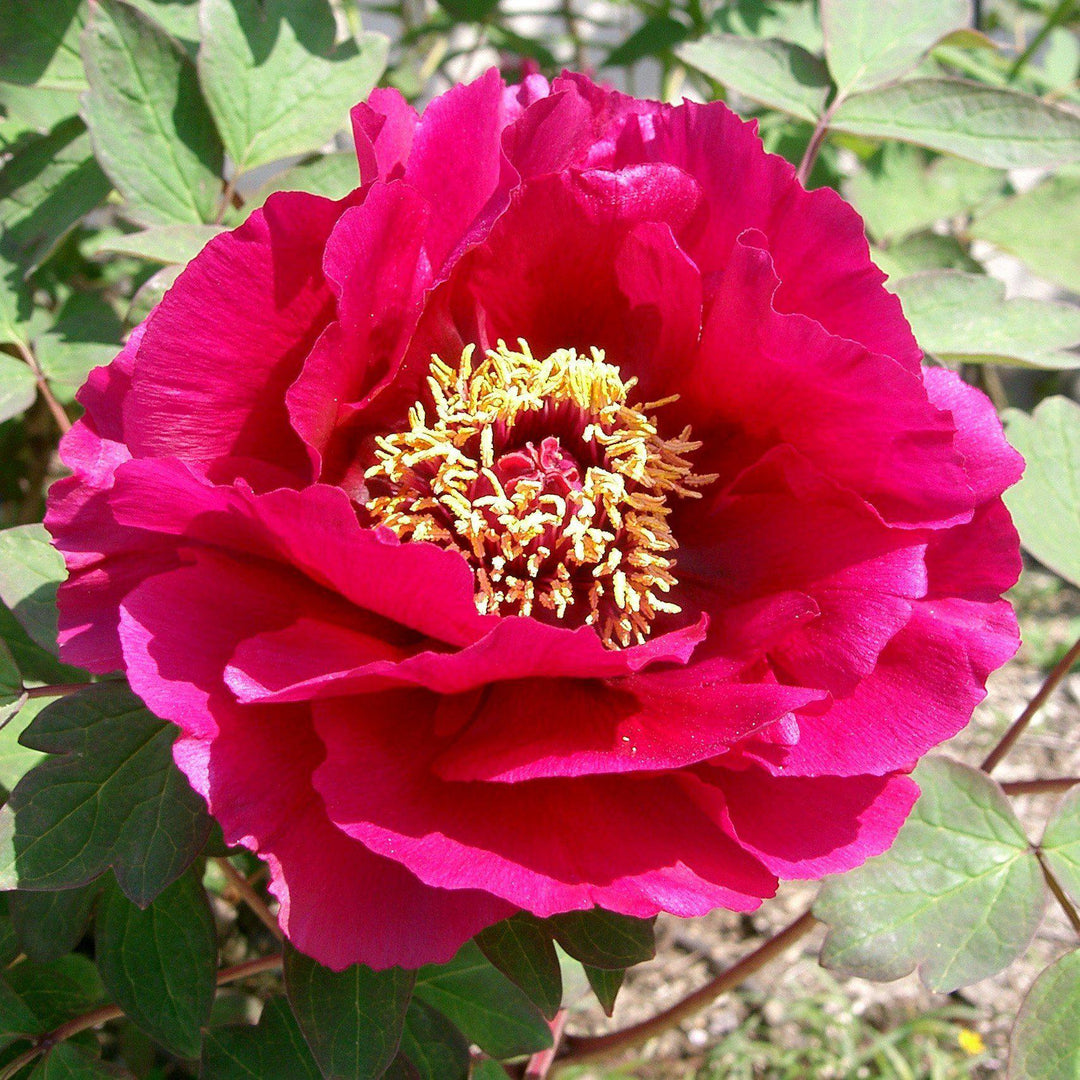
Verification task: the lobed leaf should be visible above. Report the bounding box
[81,0,224,225]
[0,0,88,91]
[0,682,212,903]
[677,34,830,123]
[9,879,101,963]
[475,913,562,1020]
[1040,786,1080,909]
[830,79,1080,169]
[197,0,387,174]
[283,945,415,1080]
[0,524,67,655]
[1008,950,1080,1080]
[583,964,625,1017]
[398,999,470,1080]
[1003,396,1080,590]
[816,757,1046,993]
[201,996,322,1080]
[546,909,656,970]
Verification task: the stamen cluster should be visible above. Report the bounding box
[365,342,715,647]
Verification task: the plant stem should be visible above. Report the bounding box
[1037,851,1080,937]
[24,682,96,699]
[1003,777,1080,797]
[14,339,70,436]
[558,909,818,1063]
[796,101,838,187]
[561,0,586,70]
[0,954,283,1080]
[525,1011,567,1078]
[215,856,284,941]
[1008,0,1077,81]
[982,632,1080,773]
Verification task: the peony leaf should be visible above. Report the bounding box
[0,697,49,798]
[32,292,126,405]
[0,0,88,91]
[197,0,387,174]
[546,909,656,970]
[845,142,1003,245]
[475,913,563,1020]
[283,945,415,1080]
[0,524,66,655]
[397,999,470,1080]
[970,176,1080,297]
[0,639,21,708]
[821,0,969,95]
[894,271,1080,369]
[126,0,202,50]
[0,253,34,350]
[1004,396,1080,590]
[89,223,225,266]
[830,79,1080,169]
[583,964,625,1017]
[1008,950,1080,1080]
[414,941,552,1060]
[815,757,1046,993]
[0,682,212,903]
[1040,786,1080,908]
[28,1041,129,1078]
[4,953,105,1029]
[677,34,829,124]
[96,870,217,1058]
[9,880,101,964]
[607,16,691,69]
[0,116,112,274]
[201,996,322,1080]
[872,233,980,280]
[0,356,37,426]
[81,0,225,225]
[249,153,361,207]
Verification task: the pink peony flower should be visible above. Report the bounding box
[47,71,1023,970]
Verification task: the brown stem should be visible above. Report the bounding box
[14,339,70,435]
[561,0,587,70]
[559,909,818,1063]
[795,101,838,187]
[982,633,1080,773]
[1037,851,1080,938]
[1003,777,1080,797]
[24,682,97,699]
[525,1011,568,1079]
[215,856,284,941]
[0,954,284,1080]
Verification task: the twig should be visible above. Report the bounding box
[982,633,1080,773]
[1008,0,1077,81]
[0,954,284,1080]
[795,101,838,187]
[1002,777,1080,797]
[215,856,284,941]
[1037,851,1080,938]
[525,1011,567,1078]
[24,682,97,699]
[13,339,70,435]
[561,0,587,70]
[558,909,818,1063]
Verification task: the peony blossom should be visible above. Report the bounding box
[47,71,1022,970]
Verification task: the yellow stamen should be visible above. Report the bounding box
[364,341,716,648]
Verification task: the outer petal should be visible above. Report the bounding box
[314,691,778,919]
[351,87,418,184]
[124,191,349,482]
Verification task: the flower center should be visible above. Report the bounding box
[364,342,715,648]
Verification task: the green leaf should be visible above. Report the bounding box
[0,355,38,423]
[4,954,105,1028]
[197,0,387,174]
[816,757,1046,993]
[91,223,224,266]
[475,913,562,1020]
[1008,950,1080,1080]
[33,292,125,404]
[710,0,823,53]
[872,233,981,280]
[29,1041,128,1079]
[821,0,969,94]
[606,16,690,68]
[970,176,1080,296]
[249,153,360,206]
[469,1063,511,1080]
[0,253,33,349]
[9,879,100,963]
[0,970,42,1048]
[583,964,624,1018]
[96,871,216,1057]
[0,116,112,274]
[0,696,49,797]
[1004,396,1080,590]
[0,602,85,693]
[126,0,201,49]
[414,940,551,1060]
[846,142,1003,244]
[0,0,88,91]
[546,910,656,970]
[82,0,225,224]
[0,639,21,703]
[283,945,415,1080]
[1039,786,1080,908]
[830,79,1080,169]
[894,271,1080,368]
[398,999,469,1080]
[201,996,322,1080]
[0,524,66,654]
[0,84,81,144]
[676,34,830,123]
[0,682,212,903]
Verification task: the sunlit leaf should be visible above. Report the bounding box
[1009,950,1080,1080]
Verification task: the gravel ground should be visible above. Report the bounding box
[558,568,1080,1077]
